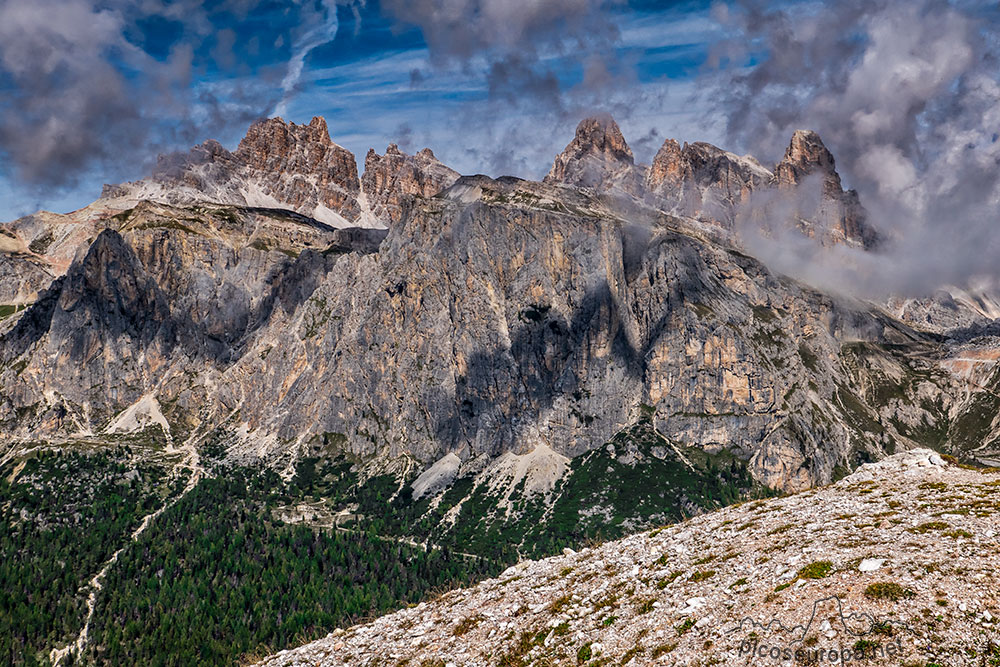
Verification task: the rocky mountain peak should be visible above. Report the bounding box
[234,116,361,219]
[571,115,634,163]
[771,129,878,248]
[645,137,773,226]
[646,138,690,189]
[236,116,333,156]
[360,143,460,226]
[775,129,841,193]
[545,115,642,194]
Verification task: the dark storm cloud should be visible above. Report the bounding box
[0,0,344,193]
[707,0,1000,296]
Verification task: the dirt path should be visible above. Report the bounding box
[49,438,203,665]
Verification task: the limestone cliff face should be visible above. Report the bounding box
[0,174,977,492]
[0,201,362,436]
[361,144,460,225]
[2,116,997,498]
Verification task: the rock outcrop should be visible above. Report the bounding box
[644,139,772,226]
[361,144,460,225]
[256,451,1000,667]
[546,117,879,248]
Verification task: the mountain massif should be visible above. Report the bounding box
[3,115,1000,665]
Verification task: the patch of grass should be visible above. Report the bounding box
[768,523,795,535]
[676,618,696,635]
[865,582,916,602]
[918,482,948,491]
[909,521,949,534]
[690,570,716,582]
[796,560,833,579]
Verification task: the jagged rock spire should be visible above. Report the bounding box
[775,129,843,197]
[361,144,460,226]
[545,115,642,194]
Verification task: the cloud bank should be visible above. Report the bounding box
[707,0,1000,297]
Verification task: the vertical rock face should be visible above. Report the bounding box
[235,116,362,221]
[361,145,460,225]
[544,116,644,195]
[773,130,878,248]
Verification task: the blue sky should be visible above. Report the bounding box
[0,0,728,220]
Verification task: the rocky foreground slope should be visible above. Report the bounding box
[258,450,1000,666]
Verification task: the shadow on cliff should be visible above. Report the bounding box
[430,226,724,457]
[0,230,351,385]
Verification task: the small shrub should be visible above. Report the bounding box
[635,598,656,614]
[548,594,572,613]
[453,615,480,636]
[652,643,677,658]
